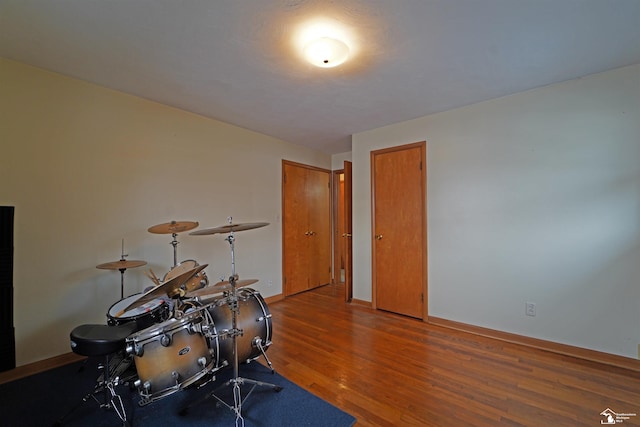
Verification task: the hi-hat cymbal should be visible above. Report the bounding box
[96,260,147,270]
[148,220,199,234]
[189,222,269,236]
[122,263,208,312]
[186,279,258,299]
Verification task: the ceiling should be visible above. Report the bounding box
[1,1,639,154]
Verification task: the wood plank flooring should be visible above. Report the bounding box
[260,283,640,426]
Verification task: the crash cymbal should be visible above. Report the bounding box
[189,222,269,236]
[96,260,147,270]
[148,220,199,234]
[187,279,258,299]
[123,263,208,312]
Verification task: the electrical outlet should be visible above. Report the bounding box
[525,302,536,317]
[267,280,273,287]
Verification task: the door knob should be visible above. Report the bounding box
[342,233,352,238]
[375,234,383,240]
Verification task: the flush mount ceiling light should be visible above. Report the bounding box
[304,37,350,68]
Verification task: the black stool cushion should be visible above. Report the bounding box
[70,323,138,357]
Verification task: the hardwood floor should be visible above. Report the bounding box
[260,283,640,426]
[1,283,638,426]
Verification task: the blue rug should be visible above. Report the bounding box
[0,359,356,427]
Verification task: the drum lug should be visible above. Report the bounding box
[126,342,144,357]
[189,319,202,334]
[198,357,207,368]
[160,334,172,347]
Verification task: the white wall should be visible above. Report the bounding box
[331,151,352,171]
[352,64,640,359]
[0,58,330,365]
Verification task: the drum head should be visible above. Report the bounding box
[108,294,165,320]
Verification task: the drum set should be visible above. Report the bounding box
[93,219,279,419]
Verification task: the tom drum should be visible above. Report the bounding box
[126,310,214,405]
[206,288,272,366]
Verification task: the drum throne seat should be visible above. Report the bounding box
[56,322,138,426]
[70,323,137,356]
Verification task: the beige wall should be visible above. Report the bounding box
[0,58,330,366]
[352,64,640,359]
[4,56,638,365]
[331,151,352,170]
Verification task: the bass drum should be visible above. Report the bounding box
[207,288,272,366]
[107,293,170,332]
[163,260,208,293]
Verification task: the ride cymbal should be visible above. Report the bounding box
[96,260,147,270]
[189,222,269,236]
[148,220,199,234]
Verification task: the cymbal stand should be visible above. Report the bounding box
[181,229,281,426]
[117,267,127,300]
[170,232,179,267]
[118,240,128,299]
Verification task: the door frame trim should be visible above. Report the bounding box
[370,141,428,320]
[332,168,345,287]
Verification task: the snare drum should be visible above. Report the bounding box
[126,311,214,405]
[163,260,208,293]
[107,294,170,331]
[207,288,272,366]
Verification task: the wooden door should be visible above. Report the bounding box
[307,168,331,288]
[343,161,353,302]
[283,163,310,295]
[372,142,426,319]
[282,161,331,296]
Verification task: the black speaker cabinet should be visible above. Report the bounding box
[0,206,15,371]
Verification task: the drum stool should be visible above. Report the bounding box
[55,322,138,426]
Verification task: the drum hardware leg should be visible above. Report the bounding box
[55,354,131,427]
[252,336,274,373]
[76,358,88,372]
[107,380,127,424]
